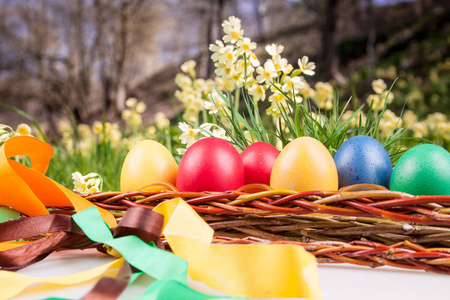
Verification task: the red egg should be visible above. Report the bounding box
[241,142,280,185]
[176,137,245,192]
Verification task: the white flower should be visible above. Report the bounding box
[236,37,256,56]
[381,90,394,104]
[178,122,200,147]
[372,79,387,94]
[177,148,187,155]
[0,125,15,143]
[211,128,228,139]
[298,56,316,76]
[268,91,287,105]
[248,84,266,102]
[218,46,237,69]
[214,62,232,80]
[282,76,305,95]
[72,172,103,194]
[194,78,206,91]
[366,94,383,111]
[205,90,230,115]
[222,16,244,44]
[210,40,225,62]
[265,44,284,57]
[16,123,32,136]
[135,101,147,113]
[235,59,255,76]
[175,73,192,90]
[125,97,138,108]
[249,53,260,67]
[181,60,196,74]
[271,55,291,74]
[155,112,170,129]
[256,61,277,85]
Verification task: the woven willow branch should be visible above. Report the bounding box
[81,183,450,274]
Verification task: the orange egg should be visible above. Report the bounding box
[270,137,338,192]
[120,140,178,191]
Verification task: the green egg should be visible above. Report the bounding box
[390,144,450,195]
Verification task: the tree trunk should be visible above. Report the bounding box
[366,0,376,70]
[320,0,346,85]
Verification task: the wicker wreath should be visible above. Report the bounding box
[82,183,450,275]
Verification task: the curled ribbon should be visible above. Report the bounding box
[0,136,115,226]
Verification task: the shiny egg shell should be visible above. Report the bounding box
[333,135,392,188]
[270,137,338,192]
[390,144,450,195]
[176,137,245,192]
[241,142,280,185]
[120,140,178,191]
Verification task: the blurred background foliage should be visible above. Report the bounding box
[0,0,449,190]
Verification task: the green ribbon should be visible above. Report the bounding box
[69,206,245,300]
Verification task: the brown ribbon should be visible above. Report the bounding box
[81,260,132,300]
[0,207,164,273]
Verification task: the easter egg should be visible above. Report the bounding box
[241,142,280,185]
[333,135,392,188]
[176,137,245,192]
[120,140,178,191]
[390,144,450,195]
[270,136,338,192]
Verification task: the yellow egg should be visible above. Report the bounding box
[120,140,178,191]
[270,137,338,192]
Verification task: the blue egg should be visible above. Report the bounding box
[334,135,392,188]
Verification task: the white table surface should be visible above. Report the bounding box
[11,248,449,300]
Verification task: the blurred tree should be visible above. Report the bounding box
[0,0,150,125]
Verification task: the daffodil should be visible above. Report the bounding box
[205,90,230,115]
[0,125,14,143]
[271,55,292,74]
[215,62,232,79]
[256,61,277,85]
[268,91,287,105]
[266,105,281,118]
[179,122,200,147]
[410,122,428,138]
[249,53,260,67]
[235,59,255,76]
[236,37,256,56]
[125,97,138,108]
[282,76,305,95]
[194,78,206,91]
[210,40,225,62]
[381,90,394,104]
[248,84,266,102]
[372,79,387,94]
[298,56,316,76]
[218,45,237,69]
[72,172,103,194]
[366,94,383,111]
[222,16,244,44]
[181,60,196,75]
[155,112,170,129]
[135,101,147,113]
[92,121,103,135]
[77,124,92,139]
[265,44,284,57]
[16,123,32,136]
[402,110,418,128]
[175,73,193,90]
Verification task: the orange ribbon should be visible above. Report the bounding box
[0,136,116,227]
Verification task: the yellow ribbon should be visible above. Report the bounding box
[155,199,322,299]
[0,258,124,300]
